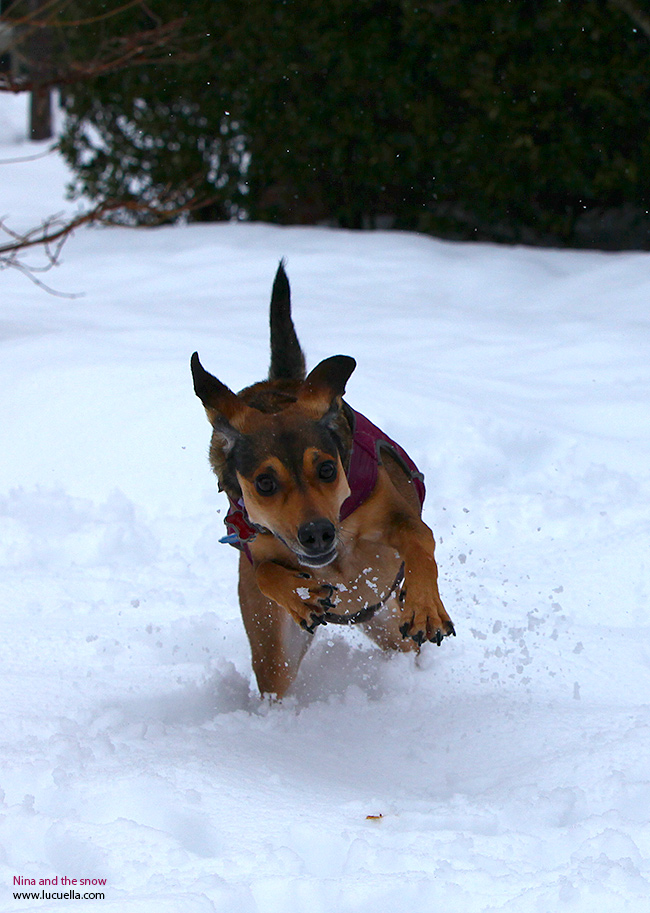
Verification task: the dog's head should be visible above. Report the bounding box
[191,352,356,567]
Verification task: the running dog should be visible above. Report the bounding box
[191,263,455,697]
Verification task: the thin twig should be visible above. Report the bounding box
[0,189,222,294]
[0,146,57,165]
[0,0,204,94]
[0,18,198,93]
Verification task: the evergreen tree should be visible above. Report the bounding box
[57,0,650,247]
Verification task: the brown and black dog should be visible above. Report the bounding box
[191,263,455,698]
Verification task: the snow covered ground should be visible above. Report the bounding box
[1,94,650,912]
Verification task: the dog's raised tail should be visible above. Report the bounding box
[268,260,306,381]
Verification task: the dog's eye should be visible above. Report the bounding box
[255,474,277,496]
[318,461,337,482]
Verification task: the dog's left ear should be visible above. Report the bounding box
[304,356,356,464]
[304,355,356,400]
[303,356,356,443]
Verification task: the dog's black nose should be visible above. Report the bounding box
[297,519,336,555]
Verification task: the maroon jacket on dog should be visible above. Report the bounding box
[222,409,425,558]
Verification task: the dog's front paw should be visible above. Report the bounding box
[255,562,338,634]
[398,588,456,646]
[291,575,337,634]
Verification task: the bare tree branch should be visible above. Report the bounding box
[0,188,223,292]
[0,1,220,290]
[0,0,205,94]
[0,146,54,164]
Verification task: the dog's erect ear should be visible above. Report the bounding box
[304,355,356,400]
[191,352,244,451]
[191,352,239,417]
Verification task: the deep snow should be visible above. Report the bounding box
[1,94,650,912]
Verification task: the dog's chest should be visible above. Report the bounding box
[317,538,402,616]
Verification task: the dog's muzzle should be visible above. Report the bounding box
[295,519,338,567]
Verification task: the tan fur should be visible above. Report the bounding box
[247,454,452,659]
[237,440,351,552]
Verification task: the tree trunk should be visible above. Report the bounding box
[26,0,52,141]
[30,84,51,140]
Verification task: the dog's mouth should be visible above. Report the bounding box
[282,518,340,568]
[294,545,338,568]
[274,532,339,568]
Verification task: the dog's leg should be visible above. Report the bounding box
[385,513,455,646]
[254,560,336,633]
[238,552,312,698]
[351,462,455,647]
